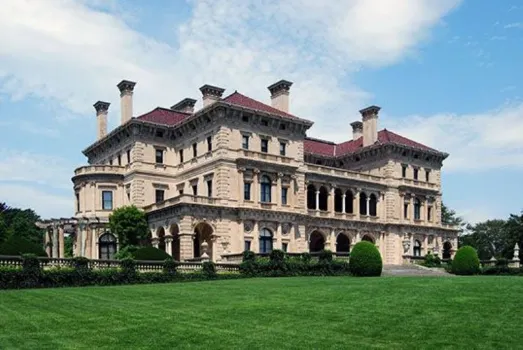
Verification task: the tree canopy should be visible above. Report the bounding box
[0,202,43,246]
[108,205,150,247]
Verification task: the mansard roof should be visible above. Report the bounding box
[136,107,190,126]
[304,129,442,157]
[222,91,297,119]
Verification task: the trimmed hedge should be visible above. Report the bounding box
[0,236,48,257]
[452,246,480,275]
[422,253,441,268]
[132,247,171,261]
[349,241,382,277]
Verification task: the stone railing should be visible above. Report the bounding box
[306,164,383,184]
[403,255,521,269]
[221,252,350,263]
[73,165,125,176]
[398,178,438,190]
[0,255,240,273]
[238,149,296,166]
[143,194,218,212]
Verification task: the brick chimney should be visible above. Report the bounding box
[117,80,136,125]
[360,105,381,147]
[199,84,225,108]
[171,98,197,114]
[93,101,110,140]
[350,121,363,141]
[267,79,293,113]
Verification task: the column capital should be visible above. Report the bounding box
[117,80,136,95]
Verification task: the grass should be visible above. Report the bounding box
[0,276,521,349]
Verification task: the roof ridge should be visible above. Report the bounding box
[304,136,336,145]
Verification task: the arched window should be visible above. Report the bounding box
[307,184,316,210]
[259,228,273,254]
[318,186,328,211]
[413,240,421,257]
[360,192,368,215]
[334,188,343,213]
[369,194,377,217]
[414,198,421,220]
[362,234,374,244]
[336,234,350,253]
[443,241,452,259]
[309,231,325,252]
[98,233,117,260]
[345,190,354,214]
[260,175,272,203]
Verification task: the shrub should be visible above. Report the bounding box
[495,258,508,267]
[349,241,382,277]
[132,247,171,261]
[163,258,177,274]
[120,258,136,275]
[202,261,217,278]
[0,236,47,257]
[423,253,441,268]
[21,254,41,288]
[72,257,90,271]
[269,249,285,263]
[242,250,256,262]
[318,249,333,263]
[301,253,312,263]
[452,246,480,275]
[114,245,138,260]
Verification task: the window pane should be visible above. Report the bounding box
[242,135,249,149]
[280,142,286,156]
[102,191,113,210]
[281,188,288,205]
[244,183,251,200]
[155,149,163,163]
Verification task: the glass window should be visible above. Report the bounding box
[402,165,407,178]
[281,187,288,205]
[155,189,164,203]
[244,183,251,200]
[260,176,271,203]
[242,135,249,150]
[207,136,212,152]
[414,198,421,220]
[282,242,288,253]
[192,143,197,157]
[98,233,117,260]
[126,149,131,164]
[102,191,113,210]
[259,228,273,254]
[279,142,286,156]
[244,240,251,252]
[155,149,163,164]
[207,180,213,197]
[413,168,419,180]
[413,240,422,257]
[109,158,113,165]
[261,139,268,153]
[428,206,432,221]
[179,149,184,163]
[117,154,121,166]
[425,170,430,182]
[192,185,198,196]
[76,193,80,212]
[404,203,409,219]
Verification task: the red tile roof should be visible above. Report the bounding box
[136,107,190,126]
[222,91,297,119]
[305,129,438,157]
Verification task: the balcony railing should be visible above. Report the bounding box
[73,165,125,176]
[306,164,383,183]
[398,178,438,190]
[239,149,296,166]
[143,194,218,212]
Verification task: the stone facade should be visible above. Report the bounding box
[70,79,458,264]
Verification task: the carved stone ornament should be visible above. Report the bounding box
[281,223,291,235]
[243,221,253,233]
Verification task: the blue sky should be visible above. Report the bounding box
[0,0,522,223]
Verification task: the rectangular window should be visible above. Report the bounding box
[279,142,286,156]
[244,240,251,252]
[428,206,432,221]
[117,154,121,166]
[179,149,184,163]
[126,150,131,164]
[155,148,163,164]
[413,168,419,180]
[192,184,198,196]
[281,187,288,205]
[244,183,251,200]
[102,191,113,210]
[242,135,249,150]
[109,159,113,165]
[127,192,130,201]
[155,189,165,203]
[261,139,268,153]
[76,193,80,212]
[192,143,197,158]
[402,165,407,178]
[207,180,213,197]
[207,136,212,152]
[282,242,288,253]
[179,189,184,195]
[425,170,430,182]
[404,203,409,219]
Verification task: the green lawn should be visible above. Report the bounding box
[0,277,521,349]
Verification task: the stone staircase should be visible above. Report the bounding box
[382,264,452,277]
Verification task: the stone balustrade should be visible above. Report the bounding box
[143,194,218,212]
[73,164,125,176]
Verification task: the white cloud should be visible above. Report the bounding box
[0,120,59,138]
[0,184,71,218]
[504,22,523,29]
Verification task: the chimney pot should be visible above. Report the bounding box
[350,121,363,141]
[171,98,197,114]
[93,101,110,140]
[359,105,381,147]
[268,79,293,113]
[199,84,225,107]
[117,79,136,125]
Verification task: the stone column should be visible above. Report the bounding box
[276,223,282,250]
[165,236,173,256]
[355,190,360,219]
[329,186,335,214]
[58,225,65,258]
[179,234,194,261]
[366,196,370,217]
[315,190,320,210]
[410,195,415,223]
[329,229,336,251]
[151,237,160,249]
[252,221,259,253]
[342,194,346,213]
[45,229,51,257]
[277,173,282,207]
[253,168,260,203]
[423,234,428,255]
[52,225,59,258]
[238,168,245,203]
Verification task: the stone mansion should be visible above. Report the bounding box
[65,79,458,264]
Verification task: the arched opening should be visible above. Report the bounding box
[156,227,166,251]
[369,194,377,217]
[443,241,452,259]
[413,240,421,257]
[336,233,350,253]
[193,222,214,260]
[260,175,272,203]
[361,234,375,244]
[170,224,180,261]
[307,184,316,210]
[98,232,117,260]
[259,228,273,254]
[345,190,354,214]
[360,192,368,215]
[334,188,343,213]
[318,186,328,211]
[414,198,421,220]
[309,231,325,252]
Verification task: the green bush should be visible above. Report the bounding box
[318,250,333,263]
[114,245,138,260]
[120,258,136,274]
[301,253,312,263]
[269,249,285,263]
[132,247,171,261]
[495,258,508,267]
[21,254,41,288]
[349,241,382,277]
[163,258,177,274]
[452,246,480,275]
[72,257,90,271]
[242,250,256,262]
[422,253,441,267]
[0,236,47,257]
[202,261,217,278]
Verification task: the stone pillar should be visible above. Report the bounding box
[342,194,346,213]
[58,225,65,258]
[165,236,173,256]
[252,221,260,253]
[277,173,282,207]
[52,225,59,258]
[512,243,520,268]
[179,234,193,261]
[253,169,260,203]
[329,229,336,251]
[366,196,370,217]
[423,234,428,256]
[45,229,51,257]
[355,191,360,219]
[276,223,282,250]
[410,195,415,223]
[315,190,320,210]
[151,237,160,249]
[329,186,335,213]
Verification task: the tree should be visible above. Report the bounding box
[503,212,523,260]
[463,220,507,260]
[0,203,43,246]
[441,203,465,228]
[108,206,149,248]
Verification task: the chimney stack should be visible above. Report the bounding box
[93,101,110,140]
[199,84,225,108]
[360,105,381,147]
[171,98,197,114]
[268,79,293,113]
[350,121,363,141]
[117,80,136,125]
